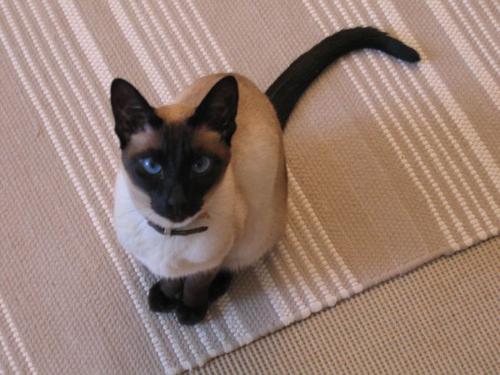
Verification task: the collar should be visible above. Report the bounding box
[147,220,208,236]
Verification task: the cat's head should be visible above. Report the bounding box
[110,76,238,224]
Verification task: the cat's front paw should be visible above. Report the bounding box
[209,270,232,302]
[148,281,178,312]
[175,302,208,325]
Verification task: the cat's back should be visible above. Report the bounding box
[176,74,287,269]
[175,73,278,127]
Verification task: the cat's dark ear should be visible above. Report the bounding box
[110,78,157,149]
[192,76,238,145]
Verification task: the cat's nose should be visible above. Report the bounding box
[167,184,186,207]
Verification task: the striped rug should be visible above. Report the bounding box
[0,1,499,373]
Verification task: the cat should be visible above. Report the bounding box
[111,27,420,325]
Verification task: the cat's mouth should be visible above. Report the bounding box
[164,211,191,223]
[157,205,202,224]
[146,204,206,230]
[149,197,203,223]
[125,172,206,227]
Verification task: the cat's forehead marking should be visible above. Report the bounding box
[125,105,193,158]
[126,125,161,157]
[192,128,230,161]
[154,104,230,161]
[124,104,230,162]
[155,104,194,124]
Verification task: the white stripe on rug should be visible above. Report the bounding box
[324,0,492,240]
[26,1,116,189]
[289,173,361,292]
[466,2,500,56]
[358,0,500,225]
[127,0,183,92]
[448,1,499,73]
[328,0,482,244]
[170,0,218,72]
[478,0,500,35]
[346,0,499,237]
[153,0,205,77]
[0,294,37,375]
[380,0,500,229]
[108,0,171,102]
[185,0,232,71]
[0,4,175,373]
[353,0,499,236]
[0,353,8,375]
[0,320,21,375]
[286,222,335,307]
[37,1,118,154]
[381,0,500,196]
[302,0,461,249]
[426,1,499,106]
[140,0,193,84]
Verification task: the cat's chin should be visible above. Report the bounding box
[143,207,204,230]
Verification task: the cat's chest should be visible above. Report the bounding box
[113,172,235,278]
[115,211,233,278]
[113,167,246,278]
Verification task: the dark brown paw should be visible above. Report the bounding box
[148,281,178,313]
[209,271,232,302]
[175,303,208,325]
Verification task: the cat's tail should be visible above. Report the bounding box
[266,27,420,128]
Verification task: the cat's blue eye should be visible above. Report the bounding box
[192,156,212,174]
[139,158,162,175]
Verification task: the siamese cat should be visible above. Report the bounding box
[111,27,419,325]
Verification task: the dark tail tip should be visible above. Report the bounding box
[382,37,421,62]
[267,26,421,129]
[354,27,420,62]
[393,44,421,62]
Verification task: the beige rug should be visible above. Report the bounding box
[0,0,499,373]
[197,235,500,374]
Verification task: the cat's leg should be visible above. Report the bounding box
[148,278,183,313]
[209,270,232,302]
[176,270,217,325]
[175,269,231,325]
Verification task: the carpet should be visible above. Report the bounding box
[0,0,499,373]
[196,235,500,374]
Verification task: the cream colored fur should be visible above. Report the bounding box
[113,74,287,279]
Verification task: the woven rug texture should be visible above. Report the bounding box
[0,0,499,373]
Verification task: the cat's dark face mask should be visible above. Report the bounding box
[110,76,238,223]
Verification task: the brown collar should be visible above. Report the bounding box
[147,220,208,236]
